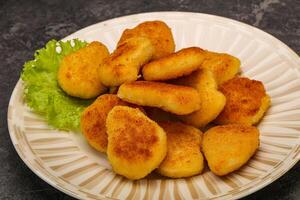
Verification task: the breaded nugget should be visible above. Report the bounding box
[180,90,226,128]
[142,47,205,81]
[106,106,167,180]
[173,68,217,90]
[201,51,241,85]
[157,121,204,178]
[57,41,109,99]
[117,81,201,115]
[215,77,271,125]
[99,36,154,86]
[117,20,175,60]
[174,69,226,128]
[80,94,130,152]
[202,124,259,176]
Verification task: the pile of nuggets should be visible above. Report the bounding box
[57,21,271,180]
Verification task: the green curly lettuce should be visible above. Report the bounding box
[21,39,93,131]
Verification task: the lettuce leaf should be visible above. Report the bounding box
[21,39,92,131]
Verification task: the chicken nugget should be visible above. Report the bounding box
[180,90,226,128]
[142,47,205,81]
[157,121,204,178]
[99,36,154,87]
[117,81,201,115]
[117,20,175,60]
[215,77,271,125]
[173,68,217,90]
[201,51,241,85]
[174,69,226,128]
[202,124,259,176]
[80,94,130,152]
[106,106,167,180]
[57,41,109,99]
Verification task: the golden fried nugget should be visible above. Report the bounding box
[142,47,206,81]
[201,51,241,85]
[106,106,167,180]
[180,90,226,128]
[157,121,204,178]
[57,41,109,99]
[80,94,130,152]
[174,69,226,128]
[117,20,175,60]
[117,81,201,115]
[215,77,271,125]
[202,124,259,176]
[173,68,217,90]
[99,36,154,86]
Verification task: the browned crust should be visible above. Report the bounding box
[159,121,202,149]
[80,94,129,152]
[200,51,241,85]
[119,80,197,93]
[215,77,267,125]
[205,124,259,135]
[157,121,204,177]
[107,106,160,161]
[117,81,201,115]
[202,124,260,176]
[117,20,175,59]
[142,47,205,81]
[58,41,109,99]
[99,36,154,86]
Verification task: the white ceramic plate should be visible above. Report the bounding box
[8,12,300,200]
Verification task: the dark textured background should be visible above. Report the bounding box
[0,0,299,199]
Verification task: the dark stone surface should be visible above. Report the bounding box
[0,0,299,199]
